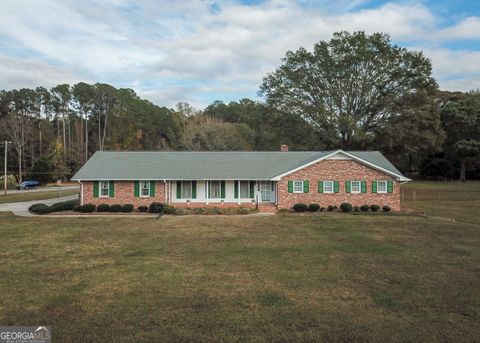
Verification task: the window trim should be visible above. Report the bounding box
[99,181,110,198]
[181,181,193,199]
[293,180,304,193]
[351,180,361,194]
[377,180,388,194]
[209,180,221,199]
[323,181,334,194]
[140,181,150,198]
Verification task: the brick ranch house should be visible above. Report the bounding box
[71,148,410,212]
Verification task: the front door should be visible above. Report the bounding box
[260,181,274,202]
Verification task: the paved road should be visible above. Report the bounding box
[3,185,79,195]
[0,194,78,216]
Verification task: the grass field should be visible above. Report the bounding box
[0,210,479,342]
[401,181,480,225]
[0,190,79,204]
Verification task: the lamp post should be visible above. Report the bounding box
[2,141,11,197]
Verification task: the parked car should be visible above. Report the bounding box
[16,180,40,190]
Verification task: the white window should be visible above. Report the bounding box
[209,181,221,198]
[323,181,334,194]
[181,181,192,198]
[240,181,249,198]
[100,181,109,197]
[140,181,150,197]
[351,181,361,194]
[377,180,387,193]
[293,181,304,193]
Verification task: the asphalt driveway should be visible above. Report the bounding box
[4,185,79,195]
[0,194,78,216]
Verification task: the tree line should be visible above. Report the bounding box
[0,31,479,184]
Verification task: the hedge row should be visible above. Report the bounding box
[292,203,391,213]
[29,199,79,214]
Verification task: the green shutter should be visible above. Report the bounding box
[192,181,197,199]
[318,181,323,193]
[150,181,155,197]
[134,181,139,197]
[109,181,115,197]
[345,180,351,193]
[303,180,309,193]
[177,181,182,199]
[234,181,238,199]
[288,180,293,193]
[387,180,393,193]
[372,181,377,193]
[334,181,339,193]
[93,181,99,198]
[361,180,367,193]
[220,181,226,198]
[249,181,255,198]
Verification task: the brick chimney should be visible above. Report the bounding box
[280,144,289,152]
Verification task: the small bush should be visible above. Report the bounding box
[163,204,176,214]
[63,199,79,210]
[73,204,81,212]
[149,202,165,213]
[122,204,134,213]
[382,205,391,212]
[340,203,353,213]
[320,207,325,212]
[97,204,110,212]
[110,204,123,213]
[50,202,67,212]
[29,203,52,214]
[327,205,337,212]
[354,206,360,212]
[370,204,380,212]
[360,204,370,212]
[293,203,309,212]
[308,203,320,212]
[138,205,148,212]
[80,203,96,213]
[236,207,251,215]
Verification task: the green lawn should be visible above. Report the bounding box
[0,212,478,342]
[0,190,79,204]
[401,180,480,191]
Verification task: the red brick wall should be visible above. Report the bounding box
[277,159,400,210]
[82,181,166,206]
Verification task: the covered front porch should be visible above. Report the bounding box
[169,180,277,205]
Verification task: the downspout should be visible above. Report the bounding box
[77,180,83,205]
[164,180,167,204]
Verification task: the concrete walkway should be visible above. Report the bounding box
[0,194,78,217]
[3,185,79,195]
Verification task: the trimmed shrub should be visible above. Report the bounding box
[73,204,81,212]
[63,199,79,210]
[382,205,391,212]
[320,207,326,212]
[354,206,360,212]
[370,204,380,212]
[122,204,134,213]
[327,205,337,212]
[149,202,165,213]
[50,202,67,212]
[29,203,52,214]
[308,203,320,212]
[236,207,251,215]
[80,203,96,213]
[163,204,176,214]
[97,204,110,212]
[110,204,123,213]
[360,204,370,212]
[340,203,353,213]
[138,205,148,212]
[293,203,309,212]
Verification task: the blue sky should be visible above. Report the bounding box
[0,0,479,108]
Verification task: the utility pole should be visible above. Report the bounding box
[3,141,8,197]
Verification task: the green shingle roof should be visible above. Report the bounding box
[71,150,408,181]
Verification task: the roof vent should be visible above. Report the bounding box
[280,144,289,152]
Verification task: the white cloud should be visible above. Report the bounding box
[0,0,479,107]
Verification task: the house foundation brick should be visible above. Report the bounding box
[277,159,401,211]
